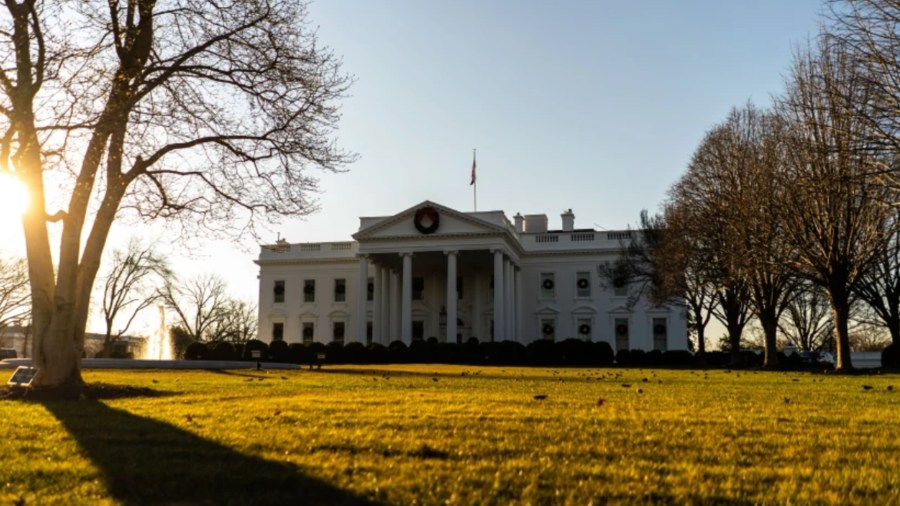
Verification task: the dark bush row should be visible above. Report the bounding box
[182,338,731,368]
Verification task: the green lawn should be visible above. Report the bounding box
[1,365,898,505]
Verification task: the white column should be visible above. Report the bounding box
[505,260,514,340]
[389,269,400,342]
[401,253,413,343]
[493,249,505,342]
[446,251,458,343]
[372,264,382,344]
[379,267,390,344]
[473,272,482,341]
[514,267,522,342]
[356,255,368,343]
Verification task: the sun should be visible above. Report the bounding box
[0,172,29,231]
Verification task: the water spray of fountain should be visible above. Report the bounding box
[143,303,174,360]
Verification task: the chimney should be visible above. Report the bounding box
[514,213,524,233]
[523,214,548,233]
[561,209,575,232]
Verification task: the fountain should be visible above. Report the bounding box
[142,303,174,360]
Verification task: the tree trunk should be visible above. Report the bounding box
[829,286,854,372]
[760,310,780,369]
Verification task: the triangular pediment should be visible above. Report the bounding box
[353,200,508,240]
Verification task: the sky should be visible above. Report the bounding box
[0,0,827,337]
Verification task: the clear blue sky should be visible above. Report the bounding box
[201,0,826,308]
[3,1,827,335]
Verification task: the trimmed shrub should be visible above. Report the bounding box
[269,340,290,362]
[645,349,664,366]
[662,350,694,367]
[704,351,729,368]
[461,338,482,364]
[344,342,367,363]
[557,339,592,366]
[288,343,309,364]
[629,349,647,365]
[409,339,437,363]
[498,340,526,364]
[242,339,269,361]
[368,343,388,363]
[592,341,615,365]
[326,341,345,363]
[615,349,631,366]
[526,339,558,365]
[184,341,210,360]
[435,342,460,363]
[388,340,409,363]
[209,341,238,361]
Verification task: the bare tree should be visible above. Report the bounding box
[159,274,231,342]
[672,104,797,367]
[0,255,30,330]
[207,298,257,343]
[777,37,894,371]
[98,240,170,357]
[779,283,835,352]
[828,0,900,190]
[663,204,720,356]
[0,1,352,391]
[849,321,893,351]
[852,212,900,344]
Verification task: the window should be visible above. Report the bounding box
[366,321,373,345]
[412,320,424,341]
[332,321,345,344]
[273,280,285,303]
[615,318,629,351]
[653,318,667,351]
[367,278,374,302]
[334,278,346,302]
[302,322,314,343]
[613,277,628,297]
[272,322,284,342]
[303,280,315,303]
[576,272,591,298]
[540,318,555,341]
[457,276,464,300]
[577,318,592,341]
[540,273,555,299]
[412,277,425,300]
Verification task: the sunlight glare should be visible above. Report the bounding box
[0,172,29,217]
[0,172,28,243]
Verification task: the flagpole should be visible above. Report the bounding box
[473,148,477,212]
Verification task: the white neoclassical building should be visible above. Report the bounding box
[256,201,688,351]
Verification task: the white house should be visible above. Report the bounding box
[255,201,688,351]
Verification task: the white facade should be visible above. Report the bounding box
[255,201,688,351]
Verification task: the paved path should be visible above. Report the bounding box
[0,358,300,370]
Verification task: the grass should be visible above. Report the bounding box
[1,365,899,505]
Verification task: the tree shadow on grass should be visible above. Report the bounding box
[43,400,376,505]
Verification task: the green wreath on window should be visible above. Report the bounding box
[542,324,554,336]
